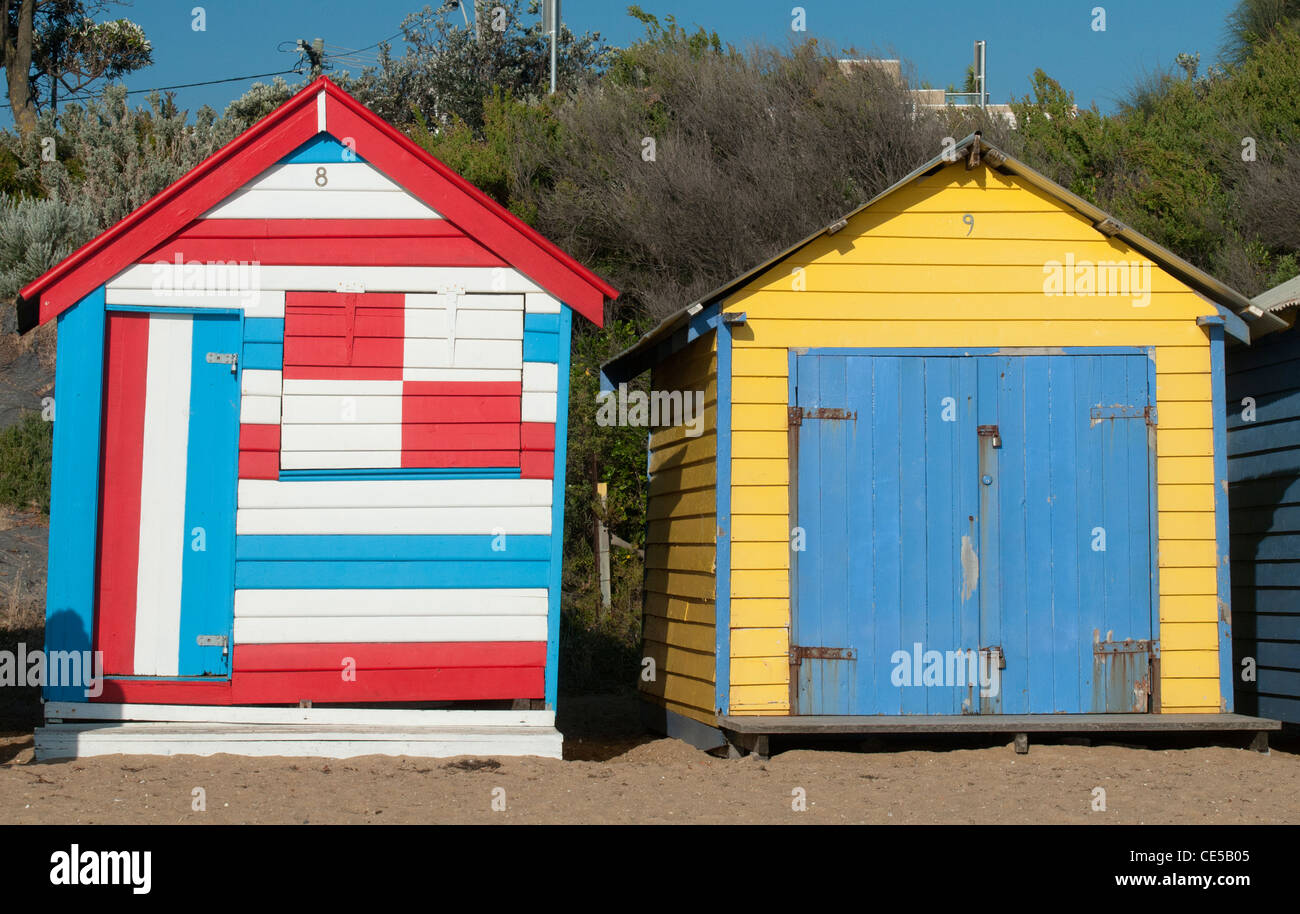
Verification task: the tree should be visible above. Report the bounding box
[1,0,151,140]
[31,2,151,116]
[352,0,609,133]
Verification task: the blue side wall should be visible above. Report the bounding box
[1227,325,1300,723]
[45,288,106,701]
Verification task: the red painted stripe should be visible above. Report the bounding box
[240,423,281,451]
[140,236,506,267]
[172,218,469,239]
[284,313,404,338]
[403,381,521,397]
[520,422,555,451]
[283,337,405,369]
[232,667,544,703]
[93,679,234,705]
[283,292,406,376]
[402,423,520,451]
[520,450,555,479]
[282,365,404,381]
[93,313,151,675]
[238,451,280,480]
[233,641,546,672]
[399,450,521,468]
[402,395,521,424]
[286,291,406,309]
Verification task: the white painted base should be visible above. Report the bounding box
[36,704,562,760]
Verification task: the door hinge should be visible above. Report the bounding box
[206,351,238,374]
[788,407,857,427]
[790,645,858,662]
[1089,405,1157,426]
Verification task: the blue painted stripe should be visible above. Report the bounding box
[714,324,732,715]
[544,307,572,710]
[279,133,367,164]
[279,467,522,481]
[236,534,552,561]
[178,314,242,676]
[243,342,283,370]
[243,318,285,344]
[45,288,107,701]
[523,331,559,363]
[524,313,560,333]
[1208,323,1234,711]
[235,559,550,589]
[106,304,242,316]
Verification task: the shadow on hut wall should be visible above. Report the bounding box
[1229,472,1297,719]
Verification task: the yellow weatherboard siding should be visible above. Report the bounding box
[640,335,719,725]
[721,161,1223,715]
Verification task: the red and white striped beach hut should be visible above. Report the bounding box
[21,77,616,758]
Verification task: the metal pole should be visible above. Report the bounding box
[545,0,559,94]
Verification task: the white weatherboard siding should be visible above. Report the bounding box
[104,287,286,319]
[233,615,548,644]
[235,478,553,535]
[240,395,281,424]
[237,478,553,507]
[234,588,549,617]
[521,391,557,423]
[233,588,550,645]
[524,292,561,313]
[134,314,193,677]
[236,506,551,535]
[202,162,442,219]
[241,370,283,396]
[522,362,559,392]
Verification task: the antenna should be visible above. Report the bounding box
[543,0,560,93]
[972,40,987,109]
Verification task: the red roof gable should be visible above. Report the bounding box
[19,77,616,329]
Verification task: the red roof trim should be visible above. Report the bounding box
[21,77,615,327]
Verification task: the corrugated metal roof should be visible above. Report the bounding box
[605,133,1279,377]
[1252,273,1300,313]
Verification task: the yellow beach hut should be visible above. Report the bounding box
[601,133,1281,755]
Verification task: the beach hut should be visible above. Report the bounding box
[21,77,617,759]
[602,133,1278,755]
[1228,275,1300,725]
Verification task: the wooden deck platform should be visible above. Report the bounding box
[718,713,1281,756]
[35,704,563,760]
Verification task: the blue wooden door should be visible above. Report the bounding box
[791,350,1155,715]
[93,311,240,678]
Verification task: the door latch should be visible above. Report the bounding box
[206,351,238,375]
[196,634,229,655]
[977,424,1002,448]
[980,645,1005,669]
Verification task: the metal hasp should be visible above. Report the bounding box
[196,634,228,647]
[206,351,238,374]
[1093,635,1156,712]
[977,424,1001,448]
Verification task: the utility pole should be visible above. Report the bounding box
[542,0,559,93]
[298,37,325,78]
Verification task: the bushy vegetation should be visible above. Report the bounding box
[0,411,51,513]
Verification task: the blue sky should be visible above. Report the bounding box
[5,0,1242,125]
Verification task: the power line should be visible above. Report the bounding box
[0,67,305,109]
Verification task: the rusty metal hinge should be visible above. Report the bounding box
[788,407,857,427]
[790,645,858,663]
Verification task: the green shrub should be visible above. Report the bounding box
[0,411,53,514]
